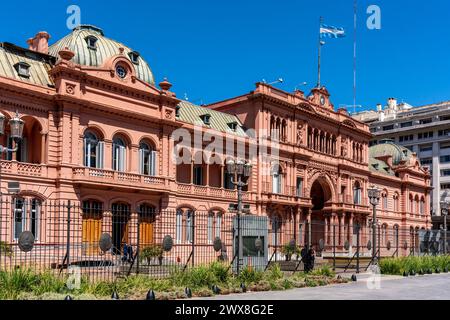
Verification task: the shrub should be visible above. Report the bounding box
[209,262,231,283]
[238,266,263,285]
[311,265,335,277]
[140,245,164,265]
[264,264,284,281]
[280,243,301,261]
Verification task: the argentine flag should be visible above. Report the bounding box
[320,24,346,39]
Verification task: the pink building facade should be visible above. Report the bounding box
[0,25,431,261]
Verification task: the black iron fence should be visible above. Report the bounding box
[0,197,448,282]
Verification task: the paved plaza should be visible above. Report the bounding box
[195,273,450,300]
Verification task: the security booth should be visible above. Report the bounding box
[232,215,269,272]
[418,229,443,255]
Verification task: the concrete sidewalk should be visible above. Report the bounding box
[194,273,450,300]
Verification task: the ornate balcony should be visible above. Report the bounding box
[0,161,47,178]
[72,167,170,192]
[176,183,252,201]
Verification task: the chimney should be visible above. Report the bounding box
[387,98,398,110]
[376,103,383,112]
[27,32,51,54]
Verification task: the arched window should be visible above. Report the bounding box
[382,192,388,210]
[207,211,224,243]
[13,197,41,240]
[381,224,388,245]
[409,195,414,213]
[420,197,425,215]
[393,193,399,212]
[353,181,362,205]
[82,200,103,255]
[138,204,156,247]
[83,131,104,168]
[414,195,420,215]
[393,225,399,249]
[176,208,194,243]
[139,142,157,176]
[112,136,126,172]
[272,164,283,194]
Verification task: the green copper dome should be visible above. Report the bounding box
[370,139,415,166]
[49,25,155,86]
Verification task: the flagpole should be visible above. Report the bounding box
[317,16,324,88]
[353,0,357,113]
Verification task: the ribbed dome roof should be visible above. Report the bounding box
[49,25,155,85]
[369,139,415,166]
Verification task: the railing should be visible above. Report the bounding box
[72,167,168,188]
[0,161,46,177]
[176,183,251,201]
[338,194,369,207]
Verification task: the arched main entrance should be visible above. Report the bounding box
[310,178,333,249]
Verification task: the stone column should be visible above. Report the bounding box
[339,214,345,246]
[324,215,329,245]
[349,213,354,246]
[307,209,312,248]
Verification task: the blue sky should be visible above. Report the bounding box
[1,0,449,111]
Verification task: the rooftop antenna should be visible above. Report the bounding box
[268,78,284,85]
[295,82,308,91]
[353,0,358,114]
[184,93,189,101]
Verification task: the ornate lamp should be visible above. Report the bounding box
[440,201,449,217]
[9,111,25,141]
[243,162,252,178]
[368,186,381,207]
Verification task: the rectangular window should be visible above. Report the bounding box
[13,199,26,240]
[440,156,450,164]
[176,211,183,243]
[186,211,193,243]
[383,125,394,131]
[207,214,213,243]
[30,199,40,240]
[401,122,412,128]
[215,214,222,239]
[440,143,450,150]
[420,158,432,166]
[441,170,450,177]
[296,177,303,197]
[235,236,264,257]
[420,145,432,152]
[420,118,432,125]
[272,173,282,194]
[193,166,203,185]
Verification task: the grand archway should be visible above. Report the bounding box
[310,178,333,248]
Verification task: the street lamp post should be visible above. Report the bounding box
[440,201,448,255]
[368,185,381,265]
[0,111,25,195]
[227,159,252,275]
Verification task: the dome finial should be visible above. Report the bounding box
[159,78,172,91]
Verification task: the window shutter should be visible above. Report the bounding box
[13,198,18,238]
[96,142,104,169]
[119,146,125,172]
[22,199,27,234]
[83,137,88,166]
[35,201,40,240]
[150,151,157,176]
[138,148,143,174]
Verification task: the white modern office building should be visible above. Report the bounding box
[353,98,450,229]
